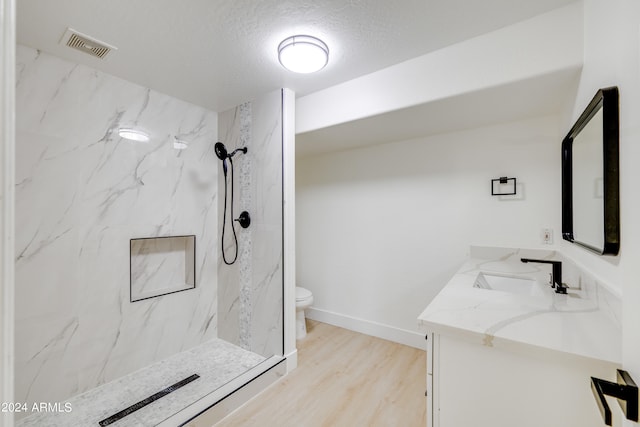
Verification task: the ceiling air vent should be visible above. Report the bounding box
[60,28,117,59]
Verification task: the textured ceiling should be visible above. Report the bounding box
[17,0,577,112]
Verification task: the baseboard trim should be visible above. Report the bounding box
[306,308,425,350]
[285,349,298,372]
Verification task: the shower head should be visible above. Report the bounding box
[214,142,247,160]
[215,142,228,160]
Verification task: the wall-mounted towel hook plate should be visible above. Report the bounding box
[491,177,516,196]
[591,369,638,426]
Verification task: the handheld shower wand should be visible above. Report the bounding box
[215,142,248,161]
[214,142,228,159]
[215,142,248,177]
[215,142,229,176]
[215,142,250,265]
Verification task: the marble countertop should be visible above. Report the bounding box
[417,246,621,364]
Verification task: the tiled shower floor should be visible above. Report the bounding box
[16,339,267,427]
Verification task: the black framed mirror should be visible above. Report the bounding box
[562,86,619,255]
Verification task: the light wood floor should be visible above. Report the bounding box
[216,320,426,427]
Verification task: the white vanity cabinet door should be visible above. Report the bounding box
[430,333,620,427]
[425,332,434,427]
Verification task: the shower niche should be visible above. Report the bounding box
[130,235,196,302]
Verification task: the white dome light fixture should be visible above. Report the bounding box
[278,35,329,74]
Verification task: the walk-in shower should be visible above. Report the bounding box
[215,141,251,265]
[14,44,286,426]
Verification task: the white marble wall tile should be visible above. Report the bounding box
[217,106,243,345]
[238,101,253,351]
[247,91,283,356]
[217,90,283,357]
[15,45,219,415]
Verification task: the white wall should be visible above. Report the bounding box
[564,1,640,425]
[297,0,640,422]
[294,2,582,349]
[297,116,562,346]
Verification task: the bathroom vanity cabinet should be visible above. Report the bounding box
[425,332,618,427]
[419,247,622,427]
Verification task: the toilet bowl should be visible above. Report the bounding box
[295,287,313,339]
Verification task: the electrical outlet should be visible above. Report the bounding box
[542,228,553,245]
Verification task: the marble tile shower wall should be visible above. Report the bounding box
[14,45,219,409]
[217,90,284,357]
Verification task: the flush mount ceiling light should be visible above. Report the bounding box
[118,128,150,142]
[278,35,329,74]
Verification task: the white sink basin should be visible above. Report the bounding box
[473,272,546,297]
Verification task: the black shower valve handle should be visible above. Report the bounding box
[235,211,251,229]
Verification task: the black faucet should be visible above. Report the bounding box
[520,258,567,294]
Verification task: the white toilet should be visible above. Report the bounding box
[295,287,314,340]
